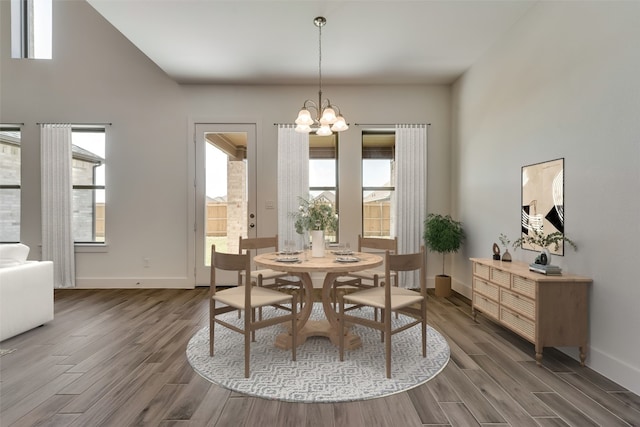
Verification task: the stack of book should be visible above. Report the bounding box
[529,263,562,275]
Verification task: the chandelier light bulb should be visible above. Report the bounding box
[295,124,313,133]
[331,116,349,132]
[319,107,337,125]
[295,109,314,126]
[316,125,332,136]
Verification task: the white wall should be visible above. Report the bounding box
[452,1,640,394]
[1,1,451,288]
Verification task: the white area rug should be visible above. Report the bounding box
[186,304,450,403]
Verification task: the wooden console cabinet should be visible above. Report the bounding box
[470,258,592,366]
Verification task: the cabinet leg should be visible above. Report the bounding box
[579,346,586,367]
[472,308,477,322]
[535,344,543,366]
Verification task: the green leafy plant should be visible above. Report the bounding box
[291,197,338,234]
[499,233,510,249]
[512,228,577,252]
[423,213,465,275]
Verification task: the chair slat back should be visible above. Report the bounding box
[358,235,397,254]
[211,245,252,293]
[238,235,279,253]
[385,246,426,293]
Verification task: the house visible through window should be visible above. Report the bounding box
[0,126,22,243]
[72,127,105,243]
[362,131,395,238]
[309,134,338,242]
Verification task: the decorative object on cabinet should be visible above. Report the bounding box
[521,158,566,255]
[499,233,512,262]
[470,258,591,366]
[423,214,465,297]
[492,243,501,260]
[513,227,576,267]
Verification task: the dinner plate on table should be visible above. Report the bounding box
[278,250,302,255]
[275,256,300,263]
[332,250,354,256]
[335,256,360,263]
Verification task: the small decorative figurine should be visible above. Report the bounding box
[492,243,501,260]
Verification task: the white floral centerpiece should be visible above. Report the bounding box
[291,197,338,257]
[292,197,338,234]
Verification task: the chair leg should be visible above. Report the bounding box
[422,300,427,357]
[244,329,250,378]
[385,310,392,379]
[292,291,297,362]
[209,306,215,357]
[339,292,345,362]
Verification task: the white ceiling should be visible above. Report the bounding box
[86,0,537,85]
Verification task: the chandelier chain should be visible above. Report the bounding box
[318,19,323,104]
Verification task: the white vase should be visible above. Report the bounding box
[311,230,325,257]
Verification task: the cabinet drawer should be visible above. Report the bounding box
[473,293,499,319]
[474,263,490,280]
[500,306,535,341]
[473,277,499,300]
[512,275,536,298]
[491,268,511,288]
[500,289,535,320]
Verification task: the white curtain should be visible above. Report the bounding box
[394,124,428,288]
[41,124,75,288]
[277,125,309,250]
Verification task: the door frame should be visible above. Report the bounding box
[188,120,259,287]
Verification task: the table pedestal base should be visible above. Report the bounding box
[275,320,362,350]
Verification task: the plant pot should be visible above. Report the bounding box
[501,249,512,262]
[311,230,325,257]
[434,275,452,298]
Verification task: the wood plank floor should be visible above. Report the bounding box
[1,288,639,426]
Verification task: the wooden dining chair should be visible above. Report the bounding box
[338,246,426,378]
[239,235,304,317]
[332,235,398,316]
[210,245,297,378]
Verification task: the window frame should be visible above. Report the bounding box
[0,125,23,243]
[362,130,395,238]
[71,126,106,245]
[309,134,339,241]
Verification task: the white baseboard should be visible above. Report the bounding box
[74,277,194,289]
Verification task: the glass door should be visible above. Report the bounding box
[195,123,257,286]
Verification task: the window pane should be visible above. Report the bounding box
[72,129,105,243]
[309,159,336,188]
[362,132,395,239]
[363,159,392,187]
[0,189,20,242]
[0,128,21,242]
[73,188,105,242]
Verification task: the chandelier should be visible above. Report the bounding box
[295,16,348,136]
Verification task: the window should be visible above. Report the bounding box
[362,131,395,238]
[0,126,22,243]
[72,127,105,243]
[309,134,338,242]
[11,0,52,59]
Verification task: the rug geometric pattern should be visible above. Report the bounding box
[186,304,450,403]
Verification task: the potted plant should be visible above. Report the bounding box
[499,233,512,262]
[512,228,577,265]
[423,213,465,297]
[291,197,338,257]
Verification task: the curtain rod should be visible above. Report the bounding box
[354,123,430,126]
[0,123,25,126]
[36,122,112,126]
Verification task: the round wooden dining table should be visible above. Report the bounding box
[254,250,382,350]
